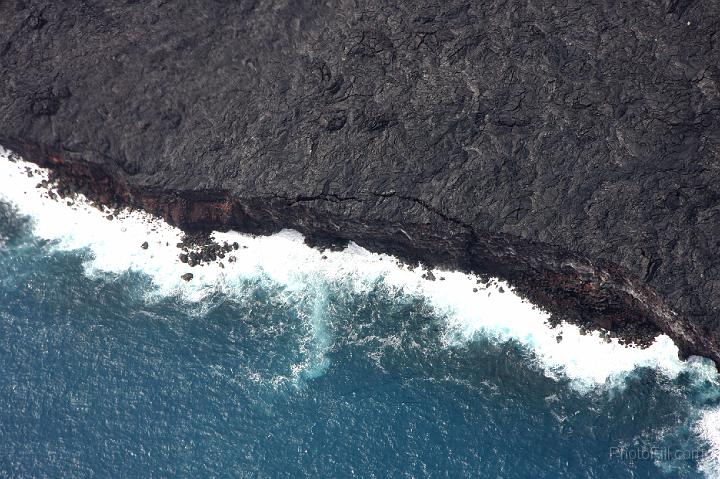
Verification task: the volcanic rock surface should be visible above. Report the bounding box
[2,1,720,363]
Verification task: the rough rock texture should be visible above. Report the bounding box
[1,1,720,362]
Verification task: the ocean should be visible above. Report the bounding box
[1,148,720,478]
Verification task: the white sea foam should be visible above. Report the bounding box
[0,147,717,393]
[698,406,720,477]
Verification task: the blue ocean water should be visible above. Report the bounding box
[1,162,720,477]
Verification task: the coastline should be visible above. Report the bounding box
[2,1,719,370]
[2,139,714,367]
[2,2,720,476]
[5,142,720,476]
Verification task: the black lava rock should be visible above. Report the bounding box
[141,241,148,250]
[423,271,436,281]
[181,273,193,282]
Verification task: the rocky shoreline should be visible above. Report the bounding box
[2,1,719,366]
[3,139,709,361]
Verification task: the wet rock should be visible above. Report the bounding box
[181,273,193,281]
[179,253,188,263]
[228,255,236,263]
[141,241,149,249]
[422,271,436,281]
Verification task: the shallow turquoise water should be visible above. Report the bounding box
[0,201,718,478]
